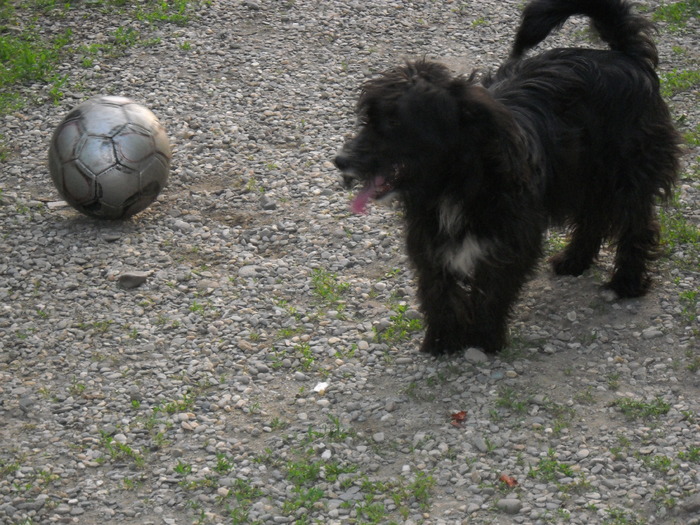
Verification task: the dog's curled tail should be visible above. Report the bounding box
[511,0,658,68]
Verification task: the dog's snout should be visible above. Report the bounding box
[334,154,358,189]
[341,173,357,189]
[334,154,350,172]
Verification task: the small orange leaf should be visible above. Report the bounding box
[499,473,518,487]
[450,410,467,427]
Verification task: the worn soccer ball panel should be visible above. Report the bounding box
[48,95,171,219]
[113,127,156,169]
[77,136,117,176]
[60,160,97,204]
[79,104,130,137]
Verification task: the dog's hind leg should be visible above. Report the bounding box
[606,215,660,298]
[550,217,604,277]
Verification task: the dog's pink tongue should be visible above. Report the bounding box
[350,177,383,214]
[351,187,373,214]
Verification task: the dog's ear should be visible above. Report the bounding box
[396,81,461,149]
[456,85,529,184]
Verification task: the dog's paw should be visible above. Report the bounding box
[420,328,505,356]
[419,328,465,356]
[464,331,506,354]
[605,273,650,298]
[550,252,591,276]
[419,334,456,356]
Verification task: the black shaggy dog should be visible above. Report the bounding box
[334,0,681,355]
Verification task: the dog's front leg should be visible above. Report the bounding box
[416,268,468,356]
[417,266,509,356]
[417,249,537,356]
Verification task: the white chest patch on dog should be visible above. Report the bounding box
[445,235,488,277]
[438,199,463,236]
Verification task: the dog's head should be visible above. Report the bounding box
[335,60,525,214]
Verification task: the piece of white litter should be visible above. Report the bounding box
[314,382,329,394]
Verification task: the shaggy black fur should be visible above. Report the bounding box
[335,0,681,355]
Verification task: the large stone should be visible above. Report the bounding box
[117,271,150,289]
[464,347,488,363]
[496,498,522,514]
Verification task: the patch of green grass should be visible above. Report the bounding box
[653,0,699,31]
[686,352,700,372]
[355,500,388,523]
[0,17,74,115]
[373,304,423,344]
[659,198,700,263]
[0,458,21,478]
[281,454,332,516]
[495,385,529,414]
[99,431,145,468]
[67,377,86,396]
[545,401,577,436]
[0,139,9,162]
[136,0,193,25]
[653,485,678,511]
[678,445,700,463]
[222,478,264,523]
[310,268,350,306]
[173,461,193,475]
[544,230,569,256]
[683,123,700,147]
[301,414,356,446]
[214,453,234,474]
[612,397,671,420]
[607,372,621,391]
[323,414,354,442]
[276,325,303,339]
[640,454,675,473]
[121,477,141,491]
[293,341,315,370]
[660,68,700,98]
[0,27,72,85]
[161,391,197,414]
[282,486,324,515]
[402,471,435,509]
[79,319,113,334]
[286,458,322,486]
[528,449,575,482]
[559,473,593,496]
[258,417,435,520]
[0,0,203,154]
[603,506,646,525]
[403,380,437,402]
[179,476,217,490]
[679,290,698,324]
[574,387,596,405]
[189,300,206,313]
[113,26,139,48]
[360,471,435,519]
[271,340,317,371]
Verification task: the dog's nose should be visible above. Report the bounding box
[334,153,358,188]
[341,173,357,189]
[334,154,350,172]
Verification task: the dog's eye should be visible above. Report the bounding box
[378,116,401,134]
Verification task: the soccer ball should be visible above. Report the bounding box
[48,95,171,219]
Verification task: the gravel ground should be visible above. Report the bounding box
[0,1,699,524]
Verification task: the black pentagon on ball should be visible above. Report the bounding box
[48,95,171,219]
